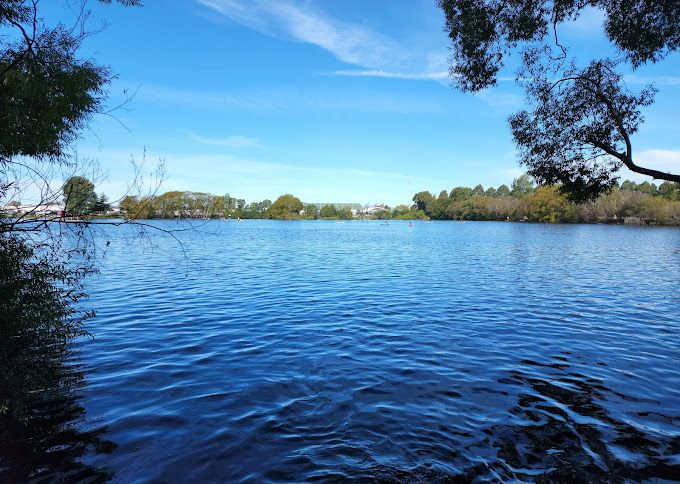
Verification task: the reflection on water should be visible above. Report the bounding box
[4,221,680,481]
[482,359,680,482]
[0,357,115,482]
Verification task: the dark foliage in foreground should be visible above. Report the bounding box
[0,236,92,418]
[0,3,171,480]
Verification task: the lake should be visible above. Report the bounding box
[7,220,680,481]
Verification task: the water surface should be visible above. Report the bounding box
[9,221,680,481]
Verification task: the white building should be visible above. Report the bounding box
[2,204,64,216]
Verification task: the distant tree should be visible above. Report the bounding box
[303,204,317,219]
[437,0,680,201]
[410,181,680,225]
[119,195,154,219]
[258,199,272,212]
[431,190,450,219]
[449,186,473,202]
[63,176,97,215]
[511,174,534,198]
[338,208,354,220]
[472,184,484,196]
[392,204,425,220]
[522,186,574,223]
[92,194,112,214]
[393,204,410,216]
[636,181,656,195]
[8,200,20,207]
[412,191,435,212]
[460,195,492,220]
[269,194,303,219]
[496,185,510,197]
[620,180,637,192]
[484,187,496,197]
[659,182,680,201]
[319,204,338,219]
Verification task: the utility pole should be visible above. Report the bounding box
[408,176,411,210]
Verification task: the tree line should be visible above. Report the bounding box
[117,191,449,221]
[412,176,680,225]
[119,191,359,220]
[114,175,680,226]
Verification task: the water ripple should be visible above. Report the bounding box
[7,220,680,482]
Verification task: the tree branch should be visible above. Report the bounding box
[549,74,680,183]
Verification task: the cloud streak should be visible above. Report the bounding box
[126,82,445,114]
[624,75,680,86]
[323,69,450,82]
[636,149,680,168]
[619,149,680,182]
[197,0,400,69]
[196,0,449,82]
[189,133,261,148]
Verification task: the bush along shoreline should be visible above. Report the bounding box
[112,179,680,226]
[8,177,678,226]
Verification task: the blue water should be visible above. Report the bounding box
[10,221,680,481]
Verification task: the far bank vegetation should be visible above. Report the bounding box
[110,176,680,226]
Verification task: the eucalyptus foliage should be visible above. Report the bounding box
[438,0,680,201]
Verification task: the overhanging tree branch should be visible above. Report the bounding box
[439,0,680,200]
[550,73,680,183]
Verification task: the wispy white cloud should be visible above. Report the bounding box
[498,151,680,186]
[134,83,286,111]
[196,0,450,82]
[636,149,680,168]
[323,69,450,82]
[128,82,445,114]
[560,6,605,32]
[323,70,519,86]
[189,133,260,148]
[624,75,680,86]
[498,167,524,180]
[475,89,523,108]
[618,149,680,183]
[197,0,400,69]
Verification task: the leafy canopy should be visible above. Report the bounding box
[438,0,680,201]
[269,194,304,219]
[63,176,97,215]
[438,1,680,92]
[0,0,141,164]
[319,204,339,219]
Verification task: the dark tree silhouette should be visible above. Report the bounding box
[438,0,680,201]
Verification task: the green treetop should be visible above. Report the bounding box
[62,176,97,215]
[319,204,339,219]
[269,194,303,220]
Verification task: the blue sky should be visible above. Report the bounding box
[47,0,680,206]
